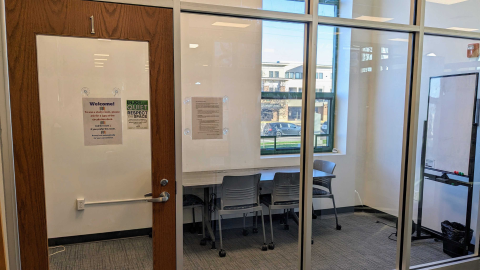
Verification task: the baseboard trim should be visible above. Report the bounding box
[48,228,152,247]
[314,205,354,217]
[354,205,398,224]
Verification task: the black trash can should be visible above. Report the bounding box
[441,220,474,257]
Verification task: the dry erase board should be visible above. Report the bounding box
[425,73,479,178]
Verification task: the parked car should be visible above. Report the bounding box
[263,122,301,137]
[321,121,329,134]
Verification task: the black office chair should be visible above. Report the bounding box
[312,160,341,230]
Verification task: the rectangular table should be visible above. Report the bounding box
[183,167,336,249]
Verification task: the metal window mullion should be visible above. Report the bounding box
[0,0,20,267]
[317,16,419,33]
[299,0,319,269]
[173,1,184,269]
[396,0,425,269]
[180,1,421,33]
[424,27,480,40]
[89,0,174,8]
[180,1,313,23]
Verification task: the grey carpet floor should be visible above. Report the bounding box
[49,212,451,270]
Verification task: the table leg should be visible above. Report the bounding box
[290,209,299,225]
[204,187,216,249]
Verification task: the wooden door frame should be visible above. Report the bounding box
[3,0,175,269]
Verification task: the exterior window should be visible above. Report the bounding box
[261,91,334,155]
[260,22,335,155]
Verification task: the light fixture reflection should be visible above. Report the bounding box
[212,22,250,28]
[355,16,393,22]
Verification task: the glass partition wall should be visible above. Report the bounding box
[176,0,480,269]
[409,35,480,268]
[309,26,410,269]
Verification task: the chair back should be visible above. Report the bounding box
[272,173,300,204]
[313,160,336,174]
[221,174,261,209]
[313,160,336,190]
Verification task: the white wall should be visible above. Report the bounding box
[37,36,152,238]
[361,32,409,216]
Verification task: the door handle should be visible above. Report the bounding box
[144,191,170,203]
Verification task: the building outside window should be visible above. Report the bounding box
[261,62,335,155]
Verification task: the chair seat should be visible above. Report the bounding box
[313,187,331,196]
[260,194,299,206]
[215,198,259,210]
[183,194,204,207]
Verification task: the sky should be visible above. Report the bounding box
[261,2,336,65]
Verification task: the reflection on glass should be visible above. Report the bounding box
[410,35,480,266]
[182,0,305,14]
[319,0,410,25]
[182,13,304,269]
[425,0,480,32]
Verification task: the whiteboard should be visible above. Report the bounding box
[425,73,479,177]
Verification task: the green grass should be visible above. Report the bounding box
[261,139,327,149]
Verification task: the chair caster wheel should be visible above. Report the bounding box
[242,229,249,236]
[312,213,317,219]
[200,238,207,246]
[336,225,341,230]
[261,244,268,251]
[268,243,275,250]
[311,239,314,244]
[252,228,258,233]
[219,250,226,257]
[284,225,290,230]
